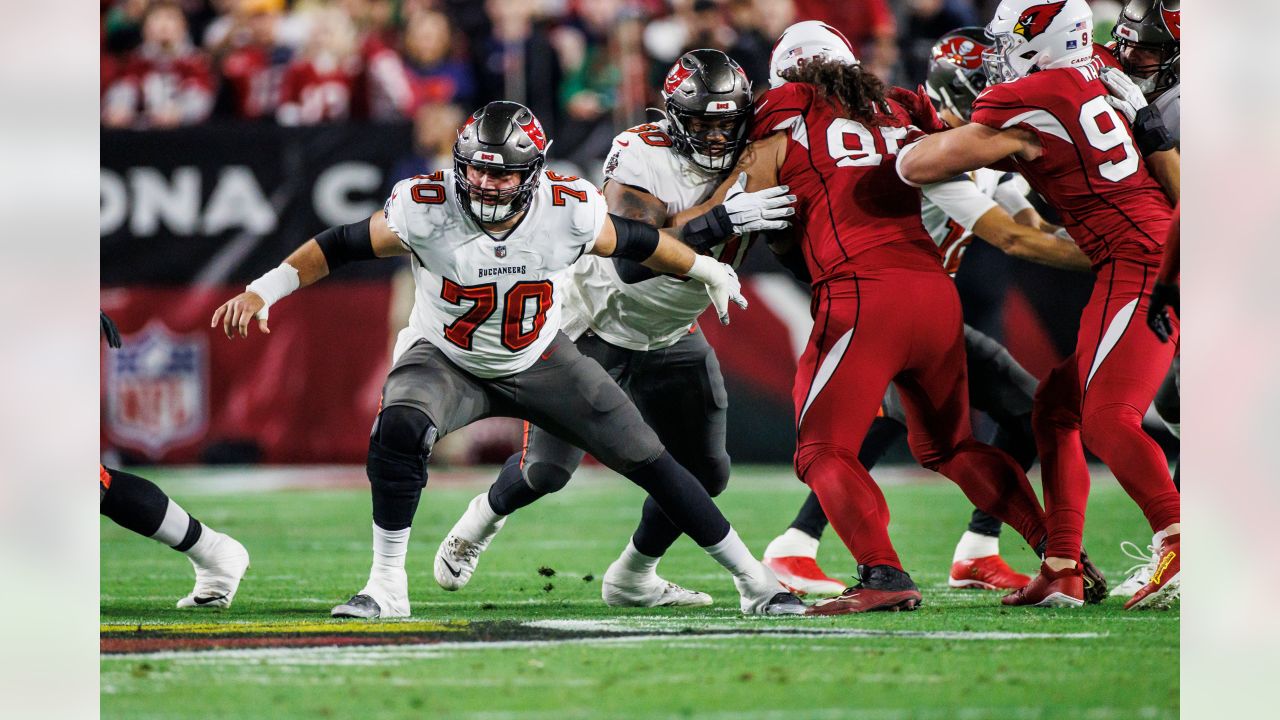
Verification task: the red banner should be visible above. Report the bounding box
[101,283,393,463]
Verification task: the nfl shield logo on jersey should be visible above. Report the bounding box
[494,245,508,258]
[105,322,209,459]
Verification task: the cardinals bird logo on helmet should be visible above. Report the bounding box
[1013,1,1068,40]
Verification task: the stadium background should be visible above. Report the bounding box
[99,0,1172,467]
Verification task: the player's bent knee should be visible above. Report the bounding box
[695,453,731,497]
[523,461,572,494]
[1080,403,1144,449]
[794,442,860,484]
[367,405,438,488]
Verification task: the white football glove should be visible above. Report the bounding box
[722,172,796,234]
[1100,67,1147,124]
[687,254,748,325]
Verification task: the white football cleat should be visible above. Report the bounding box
[176,531,250,609]
[434,493,507,591]
[1110,538,1158,599]
[332,567,410,619]
[602,560,713,607]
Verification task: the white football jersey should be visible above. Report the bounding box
[383,169,607,378]
[560,120,750,351]
[1153,82,1179,146]
[920,169,1033,275]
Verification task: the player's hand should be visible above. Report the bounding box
[100,311,122,349]
[888,84,947,134]
[722,172,796,234]
[1100,67,1147,123]
[1147,282,1179,343]
[688,255,748,325]
[211,291,271,339]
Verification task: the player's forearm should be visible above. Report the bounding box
[281,240,332,288]
[898,126,1029,186]
[1146,149,1180,204]
[974,211,1091,272]
[642,231,698,275]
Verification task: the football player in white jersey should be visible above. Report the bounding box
[1105,0,1182,599]
[212,100,807,618]
[434,50,799,608]
[763,27,1108,599]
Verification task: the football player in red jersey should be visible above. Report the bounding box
[700,21,1055,615]
[898,0,1181,609]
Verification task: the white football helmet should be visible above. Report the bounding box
[983,0,1094,85]
[768,20,859,89]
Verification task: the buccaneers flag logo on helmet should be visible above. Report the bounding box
[1013,1,1068,40]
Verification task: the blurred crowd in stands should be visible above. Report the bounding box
[101,0,1121,171]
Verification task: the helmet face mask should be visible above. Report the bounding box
[452,101,548,225]
[1111,0,1180,95]
[983,0,1094,85]
[927,27,992,122]
[662,49,752,173]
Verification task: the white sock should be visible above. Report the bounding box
[952,530,1000,563]
[455,493,504,542]
[151,499,198,548]
[704,527,766,581]
[183,525,220,566]
[372,524,411,571]
[764,528,820,559]
[614,539,660,576]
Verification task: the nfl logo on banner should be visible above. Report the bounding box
[106,322,209,459]
[494,245,507,258]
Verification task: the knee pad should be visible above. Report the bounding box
[694,453,731,497]
[523,460,572,494]
[367,405,437,490]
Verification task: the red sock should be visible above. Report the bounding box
[798,443,902,571]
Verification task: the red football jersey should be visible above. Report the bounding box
[221,45,291,120]
[104,49,215,125]
[277,58,359,125]
[970,59,1173,265]
[750,82,937,284]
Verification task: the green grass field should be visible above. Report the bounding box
[101,466,1177,719]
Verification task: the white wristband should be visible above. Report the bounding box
[895,140,924,188]
[246,263,300,311]
[684,254,723,285]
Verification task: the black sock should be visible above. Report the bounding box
[790,416,905,539]
[625,451,729,552]
[487,452,546,516]
[967,508,1003,537]
[789,491,829,540]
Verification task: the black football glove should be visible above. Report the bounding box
[1146,282,1179,343]
[100,311,122,349]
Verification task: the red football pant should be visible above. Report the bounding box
[793,268,1047,571]
[1033,259,1180,560]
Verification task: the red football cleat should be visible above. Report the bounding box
[764,556,847,597]
[1001,562,1084,607]
[1125,533,1179,610]
[805,565,922,616]
[949,555,1032,590]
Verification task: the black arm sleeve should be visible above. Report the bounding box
[1131,105,1176,157]
[314,219,377,271]
[607,213,662,261]
[680,205,734,252]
